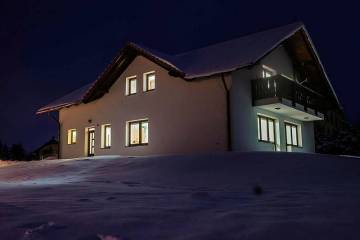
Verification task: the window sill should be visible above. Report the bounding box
[258,140,275,144]
[143,88,155,92]
[286,144,303,148]
[101,147,111,149]
[126,143,149,147]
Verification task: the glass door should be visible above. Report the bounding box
[87,128,95,156]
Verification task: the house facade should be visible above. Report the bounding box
[37,22,341,159]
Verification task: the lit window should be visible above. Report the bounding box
[67,129,77,144]
[126,76,137,95]
[128,119,149,146]
[144,72,155,91]
[262,65,276,78]
[285,123,300,147]
[257,115,276,143]
[101,124,111,148]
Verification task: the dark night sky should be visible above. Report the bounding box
[0,0,359,151]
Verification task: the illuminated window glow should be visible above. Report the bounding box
[285,122,301,148]
[67,129,77,144]
[262,65,276,78]
[101,124,111,148]
[126,76,137,95]
[144,72,155,91]
[257,115,276,143]
[128,119,149,146]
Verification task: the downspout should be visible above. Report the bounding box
[221,73,232,151]
[48,112,61,159]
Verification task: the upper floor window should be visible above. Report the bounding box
[127,119,149,146]
[126,76,137,95]
[285,122,301,148]
[262,65,276,78]
[101,124,111,148]
[67,129,77,144]
[143,72,156,91]
[257,115,275,143]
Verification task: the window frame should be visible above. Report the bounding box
[126,76,137,96]
[284,122,300,147]
[101,124,112,149]
[262,65,276,78]
[257,115,276,144]
[127,119,149,147]
[67,129,77,145]
[143,71,156,92]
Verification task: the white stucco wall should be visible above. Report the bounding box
[59,56,227,158]
[230,45,315,153]
[59,45,316,158]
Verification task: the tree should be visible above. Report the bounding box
[2,144,10,160]
[316,123,360,156]
[0,140,3,159]
[10,143,26,161]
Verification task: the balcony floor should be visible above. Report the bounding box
[255,97,324,121]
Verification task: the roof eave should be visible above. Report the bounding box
[36,102,78,115]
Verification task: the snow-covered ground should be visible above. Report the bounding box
[1,152,360,240]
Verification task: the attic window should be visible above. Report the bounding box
[262,65,276,78]
[143,72,156,91]
[126,76,137,95]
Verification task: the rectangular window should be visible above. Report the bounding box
[126,76,137,95]
[127,119,149,146]
[101,124,111,148]
[257,115,276,143]
[67,129,77,144]
[144,72,155,91]
[285,122,300,147]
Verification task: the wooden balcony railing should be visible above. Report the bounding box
[251,75,326,113]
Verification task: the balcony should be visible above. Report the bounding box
[251,75,325,121]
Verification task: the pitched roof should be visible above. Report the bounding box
[173,22,304,78]
[36,22,340,114]
[37,83,93,114]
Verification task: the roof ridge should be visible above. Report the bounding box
[175,21,304,57]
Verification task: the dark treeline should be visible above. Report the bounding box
[316,122,360,156]
[0,141,29,161]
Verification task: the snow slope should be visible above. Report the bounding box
[1,152,360,240]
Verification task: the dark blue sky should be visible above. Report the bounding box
[0,0,359,150]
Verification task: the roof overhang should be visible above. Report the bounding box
[36,22,342,114]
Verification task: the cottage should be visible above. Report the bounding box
[37,22,342,159]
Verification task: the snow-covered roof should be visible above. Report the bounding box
[174,22,304,78]
[36,83,93,114]
[37,22,340,114]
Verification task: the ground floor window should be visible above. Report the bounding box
[127,119,149,146]
[67,129,77,144]
[257,115,276,143]
[285,122,300,148]
[101,124,111,148]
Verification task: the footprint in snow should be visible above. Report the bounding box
[191,191,211,200]
[78,234,121,240]
[122,181,140,187]
[78,198,92,202]
[21,221,66,240]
